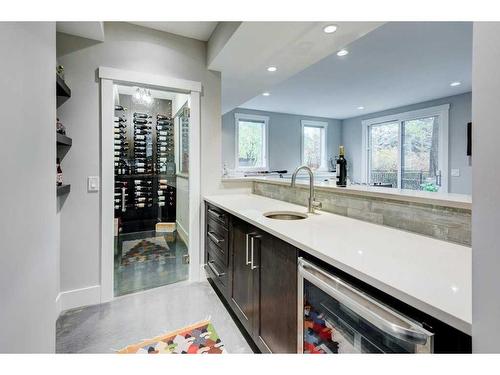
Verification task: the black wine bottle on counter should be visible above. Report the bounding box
[115,105,127,111]
[336,146,347,187]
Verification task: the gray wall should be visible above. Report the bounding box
[56,22,222,296]
[222,108,342,173]
[341,92,472,194]
[0,22,57,352]
[472,22,500,353]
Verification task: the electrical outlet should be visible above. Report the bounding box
[87,176,99,192]
[451,169,460,177]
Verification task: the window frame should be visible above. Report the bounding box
[361,104,450,192]
[234,112,269,172]
[301,120,329,171]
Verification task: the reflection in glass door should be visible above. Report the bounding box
[113,84,189,297]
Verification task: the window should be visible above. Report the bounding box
[301,120,328,170]
[235,113,269,171]
[362,104,449,192]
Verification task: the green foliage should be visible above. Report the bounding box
[238,121,263,167]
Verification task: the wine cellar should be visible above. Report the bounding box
[113,94,177,234]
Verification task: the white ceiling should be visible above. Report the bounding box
[240,22,472,119]
[129,22,218,41]
[210,22,384,114]
[56,22,105,41]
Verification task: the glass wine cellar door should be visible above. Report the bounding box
[298,258,434,354]
[113,85,189,296]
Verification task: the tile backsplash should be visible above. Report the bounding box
[253,181,471,246]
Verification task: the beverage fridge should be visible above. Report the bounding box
[298,257,434,353]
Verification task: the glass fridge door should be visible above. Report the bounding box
[298,258,434,354]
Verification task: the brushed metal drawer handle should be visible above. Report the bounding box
[208,231,224,244]
[208,261,225,277]
[208,208,223,219]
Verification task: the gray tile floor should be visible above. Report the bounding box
[56,280,253,354]
[114,230,189,297]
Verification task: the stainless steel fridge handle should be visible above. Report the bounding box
[298,258,433,346]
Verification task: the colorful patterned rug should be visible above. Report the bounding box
[120,237,174,266]
[117,320,227,354]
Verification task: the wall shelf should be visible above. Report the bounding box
[56,74,71,108]
[57,184,71,197]
[56,133,72,147]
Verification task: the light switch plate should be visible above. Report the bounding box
[87,176,100,192]
[451,168,460,177]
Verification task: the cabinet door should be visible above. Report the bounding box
[230,219,257,334]
[254,232,298,353]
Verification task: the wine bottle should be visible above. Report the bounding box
[133,118,152,125]
[134,112,152,119]
[135,135,146,140]
[157,114,170,120]
[158,202,166,207]
[336,145,347,187]
[56,158,63,186]
[114,116,126,123]
[157,119,171,125]
[115,105,127,111]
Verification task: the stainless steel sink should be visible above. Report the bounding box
[263,211,308,220]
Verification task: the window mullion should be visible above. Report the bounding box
[398,120,403,189]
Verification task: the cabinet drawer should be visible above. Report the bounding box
[206,249,227,293]
[207,217,229,266]
[206,204,229,228]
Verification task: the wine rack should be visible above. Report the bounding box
[114,107,177,233]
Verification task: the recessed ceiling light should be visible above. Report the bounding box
[337,49,349,57]
[450,81,461,87]
[357,106,365,110]
[267,66,277,72]
[323,25,338,34]
[262,92,271,96]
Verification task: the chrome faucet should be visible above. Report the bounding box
[291,165,322,214]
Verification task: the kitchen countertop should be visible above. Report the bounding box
[204,193,472,335]
[222,176,472,210]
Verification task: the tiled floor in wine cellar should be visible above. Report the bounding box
[114,230,189,296]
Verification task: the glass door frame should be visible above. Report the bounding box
[99,67,202,304]
[361,104,450,192]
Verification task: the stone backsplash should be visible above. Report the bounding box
[253,181,471,246]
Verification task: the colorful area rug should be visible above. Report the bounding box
[117,320,227,354]
[120,237,174,266]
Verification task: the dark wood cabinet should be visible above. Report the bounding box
[254,232,298,353]
[229,218,256,334]
[205,203,298,353]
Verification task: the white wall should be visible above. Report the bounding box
[222,108,342,173]
[56,22,223,303]
[472,22,500,353]
[341,92,472,194]
[0,22,57,352]
[176,176,189,244]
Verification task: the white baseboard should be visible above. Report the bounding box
[57,285,101,313]
[176,220,189,246]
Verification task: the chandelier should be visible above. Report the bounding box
[133,87,153,106]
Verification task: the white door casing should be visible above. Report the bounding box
[99,67,202,303]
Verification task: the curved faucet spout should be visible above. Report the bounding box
[290,165,321,213]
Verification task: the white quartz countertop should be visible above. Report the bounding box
[221,176,472,210]
[204,193,472,335]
